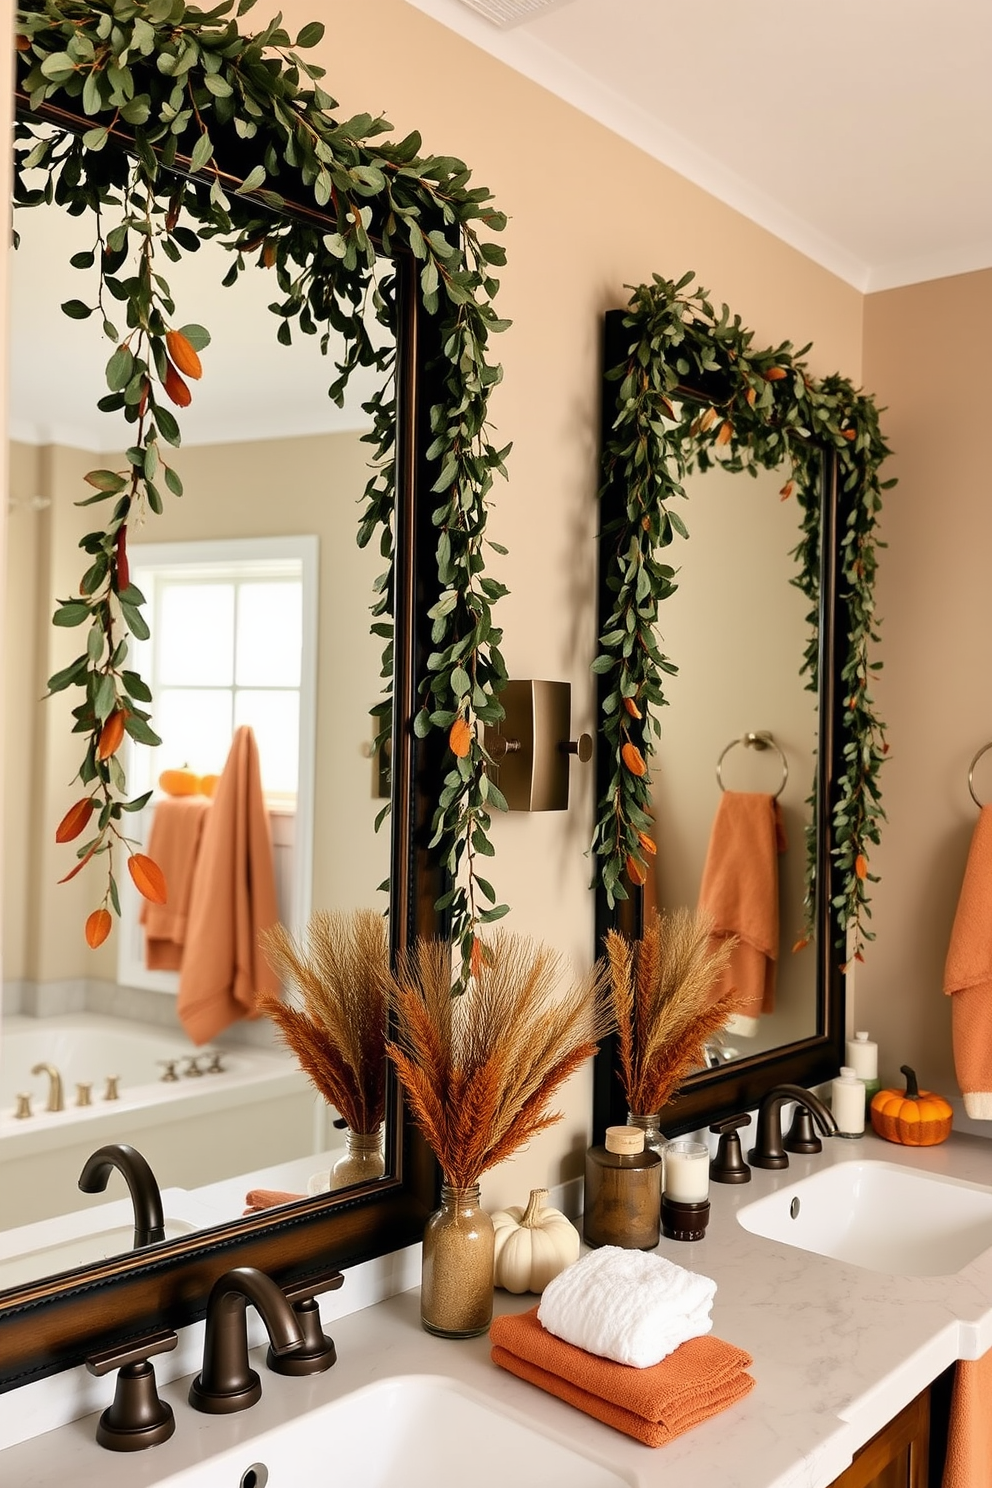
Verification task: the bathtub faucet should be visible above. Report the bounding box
[78,1142,166,1249]
[31,1062,64,1113]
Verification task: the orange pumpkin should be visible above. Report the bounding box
[870,1065,952,1146]
[158,767,200,797]
[198,773,220,798]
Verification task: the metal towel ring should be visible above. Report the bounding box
[716,731,789,800]
[968,742,992,808]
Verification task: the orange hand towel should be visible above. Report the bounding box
[942,1353,992,1488]
[943,806,992,1118]
[698,791,786,1027]
[140,796,212,970]
[243,1188,304,1215]
[490,1307,754,1449]
[177,726,281,1044]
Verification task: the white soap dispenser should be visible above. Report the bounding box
[831,1066,866,1137]
[846,1030,881,1113]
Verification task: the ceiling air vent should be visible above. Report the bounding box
[455,0,577,28]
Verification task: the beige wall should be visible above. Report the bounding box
[859,269,992,1092]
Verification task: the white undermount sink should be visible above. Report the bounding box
[738,1158,992,1276]
[152,1374,635,1488]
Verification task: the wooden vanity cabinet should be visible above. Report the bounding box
[828,1383,937,1488]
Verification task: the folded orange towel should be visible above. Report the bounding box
[490,1306,754,1448]
[698,791,786,1025]
[943,806,992,1118]
[243,1188,304,1216]
[140,796,212,970]
[942,1353,992,1488]
[177,726,281,1045]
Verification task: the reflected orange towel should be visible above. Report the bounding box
[490,1307,754,1448]
[140,796,212,970]
[698,791,786,1025]
[177,726,281,1044]
[942,1353,992,1488]
[243,1188,304,1215]
[943,807,992,1119]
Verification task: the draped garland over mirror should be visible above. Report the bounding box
[14,0,511,966]
[595,273,892,961]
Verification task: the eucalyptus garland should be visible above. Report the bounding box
[15,0,510,961]
[594,272,892,960]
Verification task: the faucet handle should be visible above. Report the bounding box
[784,1102,823,1155]
[85,1329,177,1452]
[267,1269,344,1377]
[709,1113,752,1184]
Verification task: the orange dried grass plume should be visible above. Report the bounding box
[606,907,739,1116]
[387,933,613,1187]
[259,908,389,1135]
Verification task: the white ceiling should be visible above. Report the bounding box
[405,0,992,292]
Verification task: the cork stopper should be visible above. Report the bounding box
[605,1125,645,1155]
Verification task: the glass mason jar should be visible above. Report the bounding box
[329,1126,386,1190]
[421,1183,495,1338]
[628,1110,665,1161]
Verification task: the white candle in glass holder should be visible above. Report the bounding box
[662,1140,710,1202]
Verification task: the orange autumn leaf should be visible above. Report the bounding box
[622,696,642,719]
[745,386,756,407]
[855,854,868,880]
[716,420,733,446]
[449,717,472,758]
[779,480,795,501]
[85,908,112,949]
[14,32,30,50]
[764,367,788,381]
[621,742,646,777]
[842,428,857,441]
[659,396,676,420]
[128,853,167,905]
[792,936,810,953]
[163,361,192,408]
[56,796,95,844]
[165,329,202,380]
[59,844,98,884]
[625,854,648,887]
[698,406,718,433]
[262,241,277,268]
[97,710,126,761]
[637,831,657,856]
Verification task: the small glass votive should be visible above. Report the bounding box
[662,1140,711,1242]
[663,1141,710,1202]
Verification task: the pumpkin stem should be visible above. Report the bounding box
[520,1188,549,1228]
[900,1064,920,1100]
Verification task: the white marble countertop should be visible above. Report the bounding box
[5,1128,992,1488]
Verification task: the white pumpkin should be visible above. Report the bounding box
[491,1188,580,1294]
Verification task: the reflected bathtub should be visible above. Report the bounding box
[0,1013,316,1227]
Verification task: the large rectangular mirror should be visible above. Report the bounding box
[593,308,846,1137]
[0,96,441,1392]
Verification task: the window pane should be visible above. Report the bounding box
[155,689,234,778]
[235,581,302,688]
[159,584,235,686]
[234,691,299,795]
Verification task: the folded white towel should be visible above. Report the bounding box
[536,1245,716,1368]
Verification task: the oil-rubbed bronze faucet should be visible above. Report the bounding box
[78,1142,166,1248]
[188,1267,305,1413]
[748,1084,839,1170]
[31,1062,64,1112]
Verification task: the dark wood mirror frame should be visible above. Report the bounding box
[592,308,846,1142]
[0,99,447,1394]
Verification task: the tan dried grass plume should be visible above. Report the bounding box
[606,907,738,1115]
[387,933,613,1187]
[259,908,388,1135]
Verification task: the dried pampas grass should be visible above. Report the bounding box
[259,908,388,1135]
[387,934,613,1188]
[606,907,738,1116]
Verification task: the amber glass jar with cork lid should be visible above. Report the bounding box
[584,1125,661,1250]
